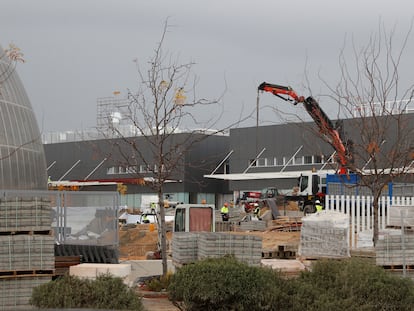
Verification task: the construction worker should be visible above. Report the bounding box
[150,202,157,213]
[315,200,323,212]
[142,214,150,224]
[221,202,229,221]
[253,203,261,220]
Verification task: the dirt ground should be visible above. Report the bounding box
[119,207,302,311]
[118,207,302,260]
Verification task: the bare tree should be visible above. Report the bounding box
[322,23,414,245]
[263,22,414,245]
[101,21,249,275]
[0,43,25,91]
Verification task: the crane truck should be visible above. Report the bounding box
[258,82,355,214]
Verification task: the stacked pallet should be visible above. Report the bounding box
[172,232,262,266]
[388,205,414,227]
[239,220,267,231]
[198,233,262,266]
[376,229,414,267]
[299,211,350,259]
[0,197,53,310]
[171,233,199,265]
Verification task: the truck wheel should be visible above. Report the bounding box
[303,205,316,215]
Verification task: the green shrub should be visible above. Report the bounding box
[145,272,173,292]
[30,274,143,310]
[291,258,414,311]
[168,256,291,311]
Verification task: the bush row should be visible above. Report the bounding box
[168,256,414,311]
[30,274,144,310]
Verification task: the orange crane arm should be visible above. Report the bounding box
[258,82,350,174]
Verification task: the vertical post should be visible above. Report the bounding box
[401,209,406,277]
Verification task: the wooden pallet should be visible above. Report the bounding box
[0,269,54,278]
[55,255,81,276]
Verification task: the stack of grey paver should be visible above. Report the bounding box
[0,197,52,231]
[171,232,200,265]
[198,233,262,266]
[172,232,262,267]
[239,220,267,231]
[0,196,53,310]
[388,205,414,227]
[299,211,350,258]
[376,229,414,266]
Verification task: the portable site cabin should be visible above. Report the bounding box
[173,204,215,232]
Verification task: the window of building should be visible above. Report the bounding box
[294,156,303,165]
[304,155,313,164]
[314,155,322,164]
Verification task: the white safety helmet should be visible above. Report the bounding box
[315,200,320,204]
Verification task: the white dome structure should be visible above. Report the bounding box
[0,45,47,189]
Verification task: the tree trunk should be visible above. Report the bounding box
[372,195,380,246]
[158,190,168,276]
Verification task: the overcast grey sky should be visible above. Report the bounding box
[2,0,414,133]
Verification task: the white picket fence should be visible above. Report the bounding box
[325,195,414,248]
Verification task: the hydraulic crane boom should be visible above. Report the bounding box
[258,82,350,174]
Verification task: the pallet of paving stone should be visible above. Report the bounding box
[375,229,414,266]
[299,211,350,259]
[215,221,233,232]
[171,232,200,265]
[0,235,55,271]
[0,276,51,310]
[197,233,262,266]
[388,205,414,227]
[0,203,52,230]
[239,220,266,231]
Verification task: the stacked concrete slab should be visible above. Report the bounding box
[198,233,262,266]
[376,229,414,266]
[171,233,200,265]
[172,232,262,266]
[388,205,414,227]
[299,211,350,258]
[0,197,51,231]
[0,197,53,310]
[239,220,267,231]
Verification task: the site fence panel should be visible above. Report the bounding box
[325,195,414,248]
[0,189,119,247]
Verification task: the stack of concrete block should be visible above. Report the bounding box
[239,220,267,231]
[198,233,262,266]
[376,229,414,266]
[299,211,350,259]
[0,277,51,309]
[172,232,262,266]
[0,197,52,231]
[171,232,200,265]
[388,205,414,227]
[0,196,53,310]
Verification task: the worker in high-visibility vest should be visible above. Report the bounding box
[253,203,261,220]
[142,214,150,224]
[220,202,229,221]
[315,200,323,212]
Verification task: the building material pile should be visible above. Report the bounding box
[239,220,267,231]
[0,196,53,310]
[299,211,350,259]
[376,229,414,266]
[172,232,262,266]
[171,232,200,265]
[388,205,414,227]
